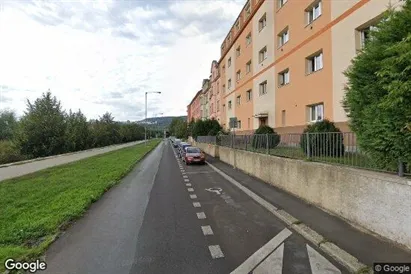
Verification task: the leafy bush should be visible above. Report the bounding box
[252,125,280,149]
[0,140,27,165]
[343,2,411,170]
[300,119,345,157]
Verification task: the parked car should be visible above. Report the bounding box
[178,142,191,157]
[183,147,205,165]
[173,139,181,148]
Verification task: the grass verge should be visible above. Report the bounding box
[0,139,160,272]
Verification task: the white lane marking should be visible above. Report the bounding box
[187,188,194,192]
[184,179,189,182]
[209,245,224,259]
[201,225,214,236]
[186,183,192,186]
[307,245,341,274]
[230,228,292,274]
[193,202,201,208]
[183,175,188,178]
[197,212,206,219]
[253,243,284,274]
[190,194,197,199]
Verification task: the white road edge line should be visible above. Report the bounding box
[190,194,197,199]
[187,188,194,192]
[206,161,367,273]
[196,212,206,219]
[208,245,224,259]
[184,179,189,182]
[186,183,192,186]
[193,202,201,208]
[201,225,214,235]
[230,228,292,274]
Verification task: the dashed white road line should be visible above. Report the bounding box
[184,179,189,182]
[197,212,206,219]
[183,175,188,178]
[186,183,192,186]
[190,194,197,199]
[201,225,214,236]
[187,188,194,192]
[193,202,201,208]
[208,245,224,259]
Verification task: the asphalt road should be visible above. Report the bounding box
[42,140,348,274]
[0,140,145,182]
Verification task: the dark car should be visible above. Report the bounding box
[178,142,191,158]
[173,139,181,148]
[183,147,205,165]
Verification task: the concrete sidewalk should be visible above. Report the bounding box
[205,155,411,268]
[0,140,146,182]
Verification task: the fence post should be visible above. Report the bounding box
[306,133,311,159]
[398,158,405,177]
[245,135,248,151]
[266,134,269,154]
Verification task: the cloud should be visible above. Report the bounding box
[0,0,244,121]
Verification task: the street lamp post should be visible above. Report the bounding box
[145,91,161,145]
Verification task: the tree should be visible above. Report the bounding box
[65,109,90,152]
[90,112,121,147]
[0,110,18,140]
[15,91,67,158]
[343,1,411,169]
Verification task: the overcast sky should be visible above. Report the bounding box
[0,0,243,121]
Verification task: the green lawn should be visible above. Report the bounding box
[0,139,160,271]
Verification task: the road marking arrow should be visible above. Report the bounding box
[307,244,341,274]
[253,243,284,274]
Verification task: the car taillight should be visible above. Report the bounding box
[187,157,193,160]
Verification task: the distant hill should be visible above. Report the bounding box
[136,116,187,129]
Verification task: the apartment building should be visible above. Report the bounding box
[187,89,202,122]
[187,0,403,134]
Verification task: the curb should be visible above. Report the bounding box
[206,160,367,273]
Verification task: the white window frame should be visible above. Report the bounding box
[259,13,267,32]
[236,95,241,105]
[278,69,290,86]
[259,46,268,63]
[278,28,289,47]
[259,81,267,96]
[246,60,251,74]
[278,0,288,8]
[246,90,252,101]
[228,57,232,67]
[307,1,322,24]
[246,33,252,46]
[228,79,232,89]
[235,20,240,31]
[238,120,242,129]
[360,25,378,48]
[309,103,324,122]
[245,1,251,18]
[307,52,323,74]
[236,70,241,81]
[236,46,241,57]
[228,100,232,109]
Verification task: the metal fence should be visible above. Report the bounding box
[196,132,410,177]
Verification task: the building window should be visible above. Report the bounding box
[228,79,232,89]
[278,27,289,48]
[259,117,267,127]
[217,100,220,111]
[306,1,322,24]
[228,57,232,67]
[278,69,290,86]
[246,60,252,74]
[259,81,267,96]
[259,13,267,31]
[222,84,226,93]
[246,33,252,46]
[236,95,241,105]
[358,25,378,49]
[238,120,242,129]
[308,103,324,122]
[235,20,240,31]
[247,118,251,129]
[306,51,323,74]
[245,1,251,18]
[278,0,288,9]
[259,46,268,63]
[223,104,226,111]
[228,101,232,109]
[281,110,286,126]
[227,33,231,42]
[246,90,252,101]
[236,46,241,57]
[236,70,241,81]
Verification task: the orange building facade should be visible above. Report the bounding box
[187,0,404,134]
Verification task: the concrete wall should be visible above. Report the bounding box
[192,142,219,158]
[213,144,411,250]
